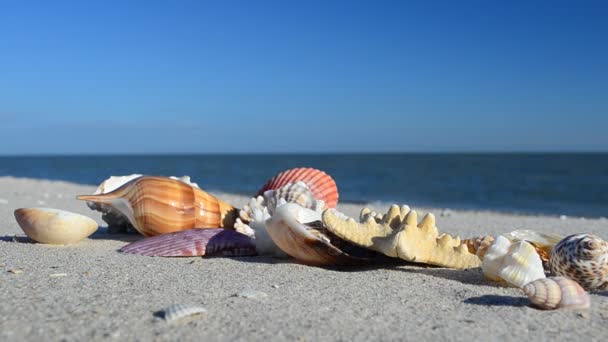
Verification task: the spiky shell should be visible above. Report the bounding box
[14,208,98,244]
[77,176,239,237]
[120,228,257,257]
[256,168,339,208]
[322,204,482,269]
[549,234,608,291]
[523,277,590,310]
[481,235,545,288]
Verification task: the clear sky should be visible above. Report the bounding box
[1,1,607,154]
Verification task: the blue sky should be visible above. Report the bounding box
[1,1,607,154]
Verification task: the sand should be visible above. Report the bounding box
[1,176,608,341]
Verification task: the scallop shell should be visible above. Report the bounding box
[322,204,481,269]
[77,176,239,237]
[523,277,590,310]
[481,235,545,288]
[160,304,208,322]
[120,228,257,257]
[256,168,339,208]
[549,234,608,291]
[14,208,98,244]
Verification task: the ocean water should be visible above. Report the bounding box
[0,154,606,218]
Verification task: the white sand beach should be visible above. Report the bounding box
[1,176,608,341]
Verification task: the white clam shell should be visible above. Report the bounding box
[482,235,545,287]
[160,304,207,322]
[14,208,98,244]
[523,276,590,310]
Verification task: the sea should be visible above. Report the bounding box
[0,153,606,218]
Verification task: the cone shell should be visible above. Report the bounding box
[481,235,545,288]
[77,176,239,237]
[14,208,98,244]
[549,234,608,291]
[256,168,339,208]
[523,277,590,310]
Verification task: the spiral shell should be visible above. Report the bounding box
[264,181,326,215]
[549,234,608,291]
[523,277,590,310]
[256,168,339,208]
[77,176,239,237]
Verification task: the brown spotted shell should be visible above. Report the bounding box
[549,234,608,291]
[256,168,339,208]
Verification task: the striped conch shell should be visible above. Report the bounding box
[322,204,482,269]
[256,167,339,208]
[86,174,200,232]
[481,235,545,288]
[77,176,239,237]
[549,234,608,291]
[523,277,590,310]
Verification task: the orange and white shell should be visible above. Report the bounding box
[256,167,339,208]
[77,176,238,237]
[523,277,590,310]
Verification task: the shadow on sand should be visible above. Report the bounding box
[464,295,529,307]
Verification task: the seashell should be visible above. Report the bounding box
[256,167,339,208]
[120,228,257,257]
[159,304,208,323]
[464,235,495,259]
[77,176,239,237]
[523,277,590,310]
[481,235,545,287]
[264,181,325,215]
[504,229,563,263]
[549,234,608,291]
[322,204,482,269]
[86,174,199,232]
[265,203,373,266]
[14,208,98,244]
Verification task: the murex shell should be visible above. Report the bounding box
[14,208,98,244]
[549,234,608,291]
[523,277,590,310]
[77,176,239,237]
[256,167,339,208]
[322,204,482,269]
[86,174,199,231]
[481,235,545,288]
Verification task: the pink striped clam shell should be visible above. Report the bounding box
[120,228,257,257]
[256,168,339,208]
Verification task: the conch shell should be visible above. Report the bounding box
[481,235,545,288]
[523,277,590,310]
[86,174,199,232]
[322,204,482,269]
[77,176,239,237]
[265,203,374,266]
[549,234,608,291]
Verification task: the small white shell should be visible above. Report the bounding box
[160,304,207,322]
[523,277,590,310]
[264,181,325,215]
[14,208,98,244]
[482,235,545,288]
[549,234,608,291]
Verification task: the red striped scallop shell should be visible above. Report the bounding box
[256,168,339,208]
